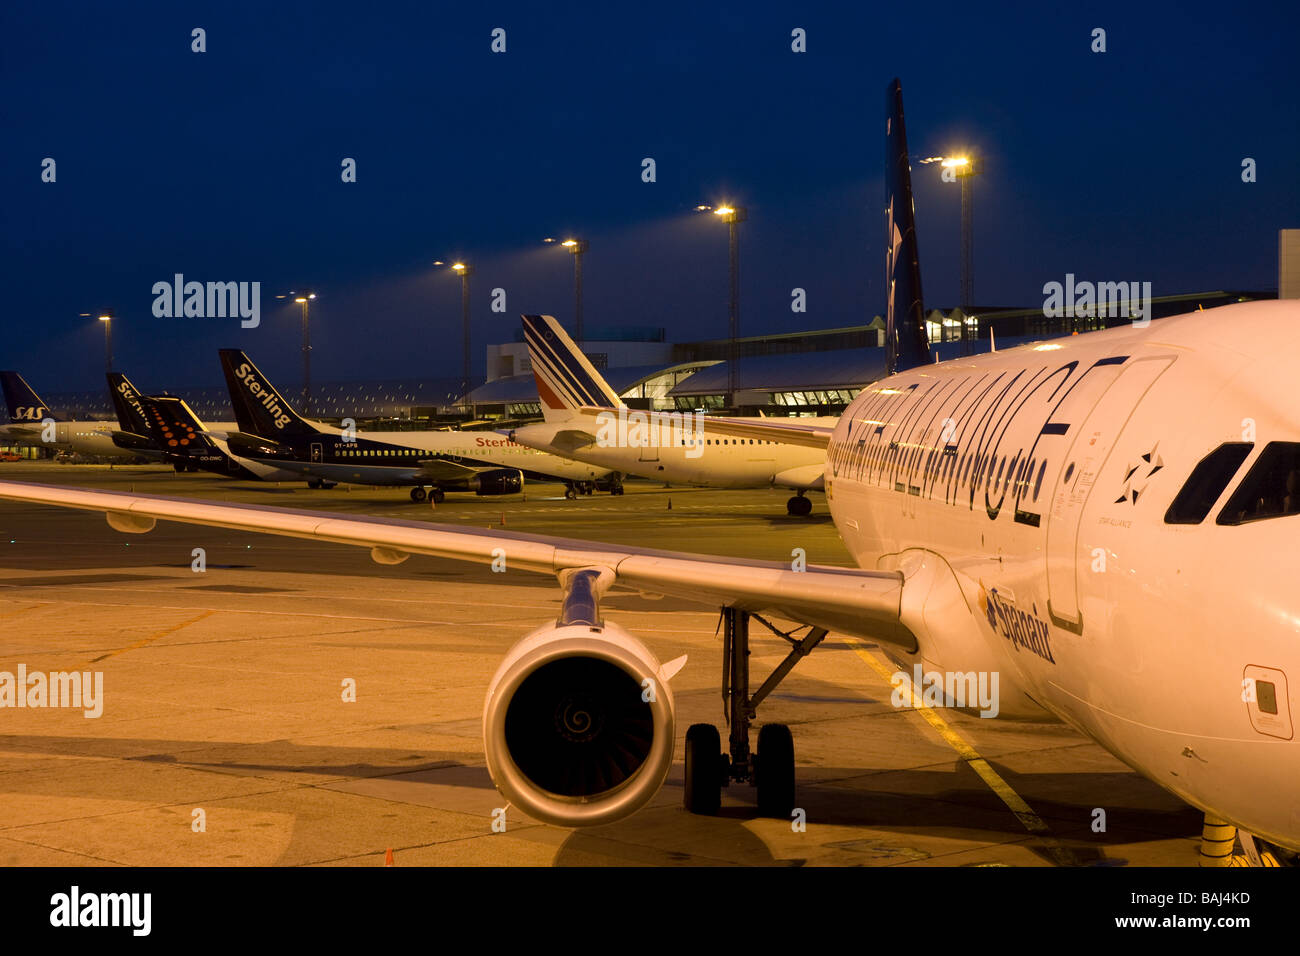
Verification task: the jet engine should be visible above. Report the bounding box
[482,619,676,827]
[471,468,524,496]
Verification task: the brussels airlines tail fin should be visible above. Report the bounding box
[107,373,150,435]
[521,314,625,424]
[138,395,218,454]
[0,371,62,423]
[218,349,320,440]
[885,78,932,375]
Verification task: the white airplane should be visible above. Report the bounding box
[0,78,1294,860]
[507,314,837,514]
[0,370,139,459]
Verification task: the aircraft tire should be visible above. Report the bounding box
[684,723,723,815]
[755,723,795,817]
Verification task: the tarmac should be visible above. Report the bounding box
[0,463,1203,866]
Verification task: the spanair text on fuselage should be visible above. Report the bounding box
[827,301,1300,849]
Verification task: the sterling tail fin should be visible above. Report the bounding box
[521,314,625,423]
[218,349,320,440]
[107,372,150,435]
[885,78,933,375]
[0,372,62,423]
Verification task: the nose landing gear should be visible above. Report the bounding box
[786,491,813,516]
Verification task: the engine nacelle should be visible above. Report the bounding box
[483,620,675,827]
[471,468,524,496]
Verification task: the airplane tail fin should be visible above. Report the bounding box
[218,349,320,440]
[885,78,933,375]
[107,372,150,434]
[521,314,624,424]
[138,395,217,453]
[0,371,61,423]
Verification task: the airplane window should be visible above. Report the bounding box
[1163,443,1253,524]
[1215,442,1300,525]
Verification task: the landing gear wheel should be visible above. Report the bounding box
[431,489,445,504]
[611,482,624,496]
[684,723,723,815]
[755,723,795,817]
[307,478,322,489]
[786,495,813,517]
[564,486,577,500]
[409,486,427,502]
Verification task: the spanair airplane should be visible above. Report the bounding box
[508,314,837,515]
[217,348,615,502]
[0,371,136,459]
[0,79,1294,860]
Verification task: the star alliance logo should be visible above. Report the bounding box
[1115,440,1163,504]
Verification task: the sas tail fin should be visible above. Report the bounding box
[521,313,624,424]
[885,78,933,375]
[218,349,320,440]
[0,371,61,423]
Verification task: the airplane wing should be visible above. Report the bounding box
[575,406,832,450]
[0,480,913,650]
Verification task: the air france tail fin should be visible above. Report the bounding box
[138,395,217,453]
[218,349,320,440]
[0,371,62,423]
[107,372,150,434]
[885,78,933,375]
[521,314,624,424]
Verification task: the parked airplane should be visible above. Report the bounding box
[507,314,836,514]
[0,371,130,459]
[217,349,616,502]
[136,394,302,481]
[0,79,1294,859]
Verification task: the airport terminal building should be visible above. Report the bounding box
[14,288,1277,442]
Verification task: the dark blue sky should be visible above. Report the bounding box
[4,0,1297,393]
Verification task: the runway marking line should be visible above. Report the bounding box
[89,610,216,663]
[851,641,1081,866]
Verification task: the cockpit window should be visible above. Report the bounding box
[1216,442,1300,525]
[1164,443,1253,524]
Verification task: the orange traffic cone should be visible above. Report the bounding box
[667,497,672,510]
[500,512,506,526]
[384,847,394,866]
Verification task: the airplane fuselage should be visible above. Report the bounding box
[510,416,835,490]
[826,302,1300,849]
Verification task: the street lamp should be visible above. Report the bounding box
[81,311,113,372]
[451,263,473,404]
[941,155,980,354]
[705,204,747,409]
[276,291,317,415]
[557,239,588,344]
